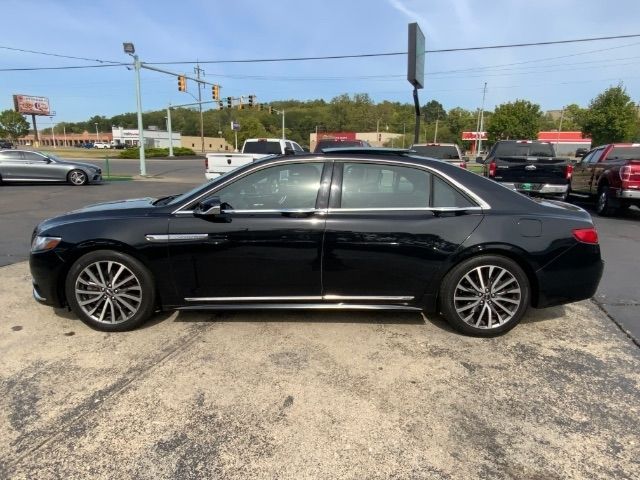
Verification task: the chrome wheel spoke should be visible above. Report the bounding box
[454,264,521,329]
[75,260,142,325]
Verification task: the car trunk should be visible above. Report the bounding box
[493,156,568,185]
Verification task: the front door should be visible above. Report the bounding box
[322,161,484,303]
[572,148,602,194]
[167,161,330,302]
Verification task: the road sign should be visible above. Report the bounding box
[231,121,240,131]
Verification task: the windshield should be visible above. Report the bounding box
[494,142,555,157]
[243,141,282,155]
[411,145,460,159]
[166,168,240,207]
[608,146,640,160]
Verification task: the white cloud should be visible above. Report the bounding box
[387,0,437,41]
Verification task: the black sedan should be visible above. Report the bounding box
[30,149,603,336]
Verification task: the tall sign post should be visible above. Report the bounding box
[407,23,425,144]
[13,94,51,147]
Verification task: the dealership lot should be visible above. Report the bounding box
[1,165,639,478]
[1,260,639,479]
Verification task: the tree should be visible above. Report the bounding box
[446,107,476,138]
[224,116,267,147]
[581,85,638,145]
[423,100,446,123]
[487,100,543,141]
[0,110,30,141]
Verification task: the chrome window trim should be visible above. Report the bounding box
[175,208,328,215]
[184,294,414,302]
[172,156,491,214]
[326,206,482,213]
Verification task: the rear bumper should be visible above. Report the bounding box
[534,242,603,308]
[617,189,640,199]
[501,182,568,195]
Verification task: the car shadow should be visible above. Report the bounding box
[171,309,426,326]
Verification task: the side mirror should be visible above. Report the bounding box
[194,197,221,216]
[475,156,484,163]
[284,146,295,155]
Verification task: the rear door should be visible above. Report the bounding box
[322,160,484,303]
[572,147,604,194]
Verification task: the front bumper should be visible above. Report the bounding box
[29,250,68,308]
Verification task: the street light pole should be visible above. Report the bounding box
[51,118,57,148]
[477,82,488,156]
[94,123,99,142]
[282,110,285,139]
[194,63,205,153]
[132,53,146,175]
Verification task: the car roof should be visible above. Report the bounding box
[411,143,458,147]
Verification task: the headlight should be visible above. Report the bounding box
[31,236,61,253]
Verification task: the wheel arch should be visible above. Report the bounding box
[433,244,540,310]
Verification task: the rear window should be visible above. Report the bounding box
[411,145,460,160]
[314,140,366,153]
[493,142,555,157]
[243,141,282,155]
[607,147,640,161]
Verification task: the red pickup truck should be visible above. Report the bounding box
[571,143,640,216]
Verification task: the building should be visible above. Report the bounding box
[537,131,592,156]
[309,131,404,151]
[111,127,180,149]
[15,130,112,147]
[181,136,234,152]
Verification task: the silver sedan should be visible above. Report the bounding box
[0,150,102,185]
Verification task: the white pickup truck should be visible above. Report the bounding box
[205,138,305,179]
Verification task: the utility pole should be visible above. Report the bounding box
[194,63,205,153]
[63,125,67,147]
[556,107,565,148]
[281,110,285,139]
[402,122,406,148]
[132,53,146,175]
[51,119,56,148]
[433,112,439,143]
[477,82,487,156]
[166,106,174,157]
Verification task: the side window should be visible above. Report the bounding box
[432,176,475,208]
[588,149,604,164]
[341,163,430,208]
[0,151,24,161]
[285,141,293,150]
[212,162,324,211]
[580,150,595,164]
[23,152,47,162]
[292,142,304,152]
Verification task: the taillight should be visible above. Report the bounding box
[620,166,631,181]
[572,227,599,245]
[488,161,497,177]
[205,158,208,169]
[565,164,573,180]
[460,162,467,169]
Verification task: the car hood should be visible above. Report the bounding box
[55,160,100,170]
[36,198,157,233]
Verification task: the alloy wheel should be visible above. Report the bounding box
[453,265,522,329]
[74,260,142,325]
[69,170,87,185]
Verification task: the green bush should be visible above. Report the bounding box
[118,147,196,159]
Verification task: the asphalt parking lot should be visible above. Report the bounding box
[1,160,639,478]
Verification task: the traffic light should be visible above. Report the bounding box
[177,75,186,92]
[248,95,254,107]
[226,97,232,109]
[212,84,220,101]
[218,101,223,110]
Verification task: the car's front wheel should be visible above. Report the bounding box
[67,169,88,186]
[65,250,156,331]
[439,255,530,336]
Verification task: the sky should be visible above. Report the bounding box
[2,0,640,127]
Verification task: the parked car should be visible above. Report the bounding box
[314,138,371,153]
[570,143,640,216]
[575,147,588,158]
[0,150,102,185]
[205,138,305,178]
[82,142,94,149]
[30,149,602,336]
[0,140,14,149]
[410,143,467,168]
[482,140,573,201]
[93,142,111,149]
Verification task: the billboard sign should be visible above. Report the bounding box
[13,94,51,116]
[407,23,425,89]
[462,131,488,141]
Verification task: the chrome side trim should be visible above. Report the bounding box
[145,234,209,242]
[177,304,422,312]
[184,294,414,302]
[326,207,482,213]
[323,294,414,301]
[185,296,323,302]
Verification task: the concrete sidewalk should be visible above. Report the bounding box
[1,261,639,479]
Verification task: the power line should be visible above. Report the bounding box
[144,33,640,65]
[0,45,121,64]
[0,64,128,72]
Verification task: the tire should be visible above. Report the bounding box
[595,186,617,216]
[65,250,156,331]
[439,255,530,337]
[68,169,88,186]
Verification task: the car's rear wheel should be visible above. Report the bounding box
[68,169,88,186]
[596,186,618,216]
[439,255,530,336]
[65,250,156,331]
